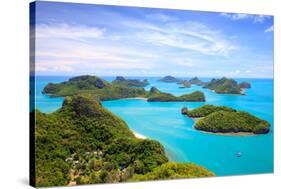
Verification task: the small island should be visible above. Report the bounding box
[181,105,270,135]
[158,75,181,83]
[43,75,206,102]
[112,76,149,87]
[203,77,250,95]
[177,80,191,88]
[148,87,205,102]
[189,77,205,86]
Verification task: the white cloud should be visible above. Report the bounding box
[133,21,237,56]
[35,16,240,75]
[265,25,273,32]
[228,69,241,76]
[145,13,176,22]
[36,24,105,40]
[35,24,158,74]
[173,58,196,67]
[220,13,271,23]
[36,60,77,72]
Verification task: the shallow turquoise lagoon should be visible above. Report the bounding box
[35,76,274,176]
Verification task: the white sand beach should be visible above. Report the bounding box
[124,97,148,101]
[133,132,147,139]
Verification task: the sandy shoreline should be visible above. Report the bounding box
[133,131,147,139]
[123,97,148,101]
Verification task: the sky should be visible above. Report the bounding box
[32,1,274,78]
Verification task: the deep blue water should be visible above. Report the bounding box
[35,76,274,176]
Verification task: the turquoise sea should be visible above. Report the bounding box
[35,76,274,176]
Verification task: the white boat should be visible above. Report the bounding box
[236,152,242,157]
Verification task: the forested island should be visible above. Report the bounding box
[43,75,205,102]
[148,87,205,102]
[112,76,149,87]
[35,94,214,187]
[158,75,181,83]
[203,77,251,95]
[177,80,191,88]
[181,105,270,135]
[189,77,205,86]
[157,76,251,95]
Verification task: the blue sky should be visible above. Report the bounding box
[33,1,274,78]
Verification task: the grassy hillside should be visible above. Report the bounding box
[35,94,213,187]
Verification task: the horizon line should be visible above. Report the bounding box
[33,74,274,79]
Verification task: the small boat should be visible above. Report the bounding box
[236,152,241,157]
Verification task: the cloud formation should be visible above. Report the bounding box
[220,13,271,23]
[36,24,105,40]
[34,4,273,78]
[265,25,273,32]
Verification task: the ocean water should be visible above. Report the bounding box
[35,76,274,176]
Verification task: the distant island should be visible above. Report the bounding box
[158,76,251,95]
[35,94,214,186]
[203,77,251,95]
[112,76,149,87]
[43,75,206,102]
[189,77,205,86]
[158,75,181,83]
[181,105,270,135]
[177,80,191,88]
[239,82,251,89]
[148,87,205,102]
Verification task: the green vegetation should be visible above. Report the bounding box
[203,77,251,95]
[189,77,205,86]
[182,105,270,134]
[35,94,214,187]
[196,111,270,134]
[112,76,149,87]
[158,75,181,83]
[177,80,191,88]
[43,75,148,100]
[183,105,236,117]
[43,75,206,102]
[147,90,205,102]
[130,162,214,181]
